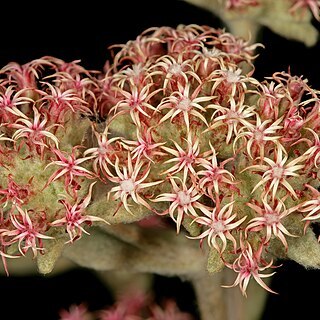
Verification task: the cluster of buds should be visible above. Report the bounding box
[1,24,320,297]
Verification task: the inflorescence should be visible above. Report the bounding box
[1,24,320,296]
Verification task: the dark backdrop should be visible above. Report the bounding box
[1,1,320,319]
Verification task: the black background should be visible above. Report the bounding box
[1,1,320,319]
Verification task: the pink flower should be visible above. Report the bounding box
[205,95,256,144]
[300,184,320,221]
[153,176,204,233]
[289,0,320,22]
[197,143,236,197]
[38,81,92,122]
[108,153,163,214]
[148,300,194,320]
[121,125,166,163]
[157,82,211,132]
[98,289,147,320]
[10,106,60,158]
[208,64,259,99]
[83,127,122,177]
[59,304,91,320]
[223,239,277,296]
[0,174,31,207]
[149,54,200,91]
[243,145,306,200]
[233,114,283,160]
[2,206,53,257]
[0,85,34,122]
[51,182,109,242]
[188,199,246,253]
[301,128,320,168]
[160,131,201,180]
[256,80,285,120]
[110,83,161,127]
[245,197,298,250]
[44,146,96,195]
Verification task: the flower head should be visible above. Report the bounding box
[153,176,204,233]
[50,182,109,242]
[243,145,306,200]
[108,153,163,214]
[2,206,53,257]
[245,197,298,250]
[44,146,96,195]
[223,239,277,297]
[188,199,246,253]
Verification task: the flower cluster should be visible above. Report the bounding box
[59,291,194,320]
[0,57,108,273]
[1,24,320,297]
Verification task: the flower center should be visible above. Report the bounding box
[120,178,135,193]
[226,70,241,83]
[177,98,191,111]
[177,191,191,206]
[168,63,182,75]
[227,110,240,124]
[131,64,143,76]
[212,220,225,233]
[272,165,284,179]
[98,146,108,155]
[203,47,221,58]
[253,130,264,143]
[182,154,194,164]
[264,213,279,225]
